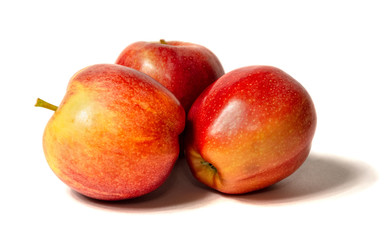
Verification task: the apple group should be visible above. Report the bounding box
[36,39,316,200]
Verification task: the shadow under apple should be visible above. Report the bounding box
[229,153,378,205]
[69,158,218,212]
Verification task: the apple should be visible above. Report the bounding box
[115,39,225,111]
[185,65,317,194]
[36,64,185,200]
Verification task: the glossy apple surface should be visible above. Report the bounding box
[115,40,225,111]
[185,66,317,194]
[42,64,185,200]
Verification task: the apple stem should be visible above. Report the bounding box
[35,98,58,111]
[160,39,167,44]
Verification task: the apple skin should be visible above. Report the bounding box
[115,40,225,111]
[185,66,317,194]
[42,64,185,200]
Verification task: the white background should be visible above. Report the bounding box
[1,0,385,239]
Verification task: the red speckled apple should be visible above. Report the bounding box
[115,39,225,111]
[185,66,317,194]
[36,64,185,200]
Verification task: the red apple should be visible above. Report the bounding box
[115,39,225,111]
[36,64,185,200]
[185,66,317,194]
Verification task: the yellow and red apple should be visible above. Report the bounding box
[37,64,185,200]
[185,66,317,194]
[115,39,225,112]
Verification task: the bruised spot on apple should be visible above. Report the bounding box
[115,39,225,112]
[37,64,185,201]
[185,65,317,194]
